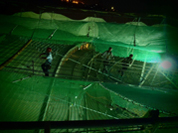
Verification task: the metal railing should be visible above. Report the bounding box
[0,116,178,133]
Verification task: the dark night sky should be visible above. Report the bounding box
[8,0,178,9]
[3,0,177,16]
[80,0,177,14]
[86,0,176,11]
[80,0,174,6]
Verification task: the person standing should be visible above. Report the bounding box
[118,54,133,77]
[101,47,114,73]
[39,47,53,76]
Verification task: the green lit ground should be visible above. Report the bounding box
[0,6,178,132]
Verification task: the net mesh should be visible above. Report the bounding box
[1,11,178,61]
[0,10,178,133]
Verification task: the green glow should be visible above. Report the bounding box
[0,11,178,133]
[1,12,175,63]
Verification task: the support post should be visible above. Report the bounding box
[159,70,178,89]
[139,65,154,87]
[150,64,159,85]
[140,61,146,82]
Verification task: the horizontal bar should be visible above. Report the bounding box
[0,116,178,130]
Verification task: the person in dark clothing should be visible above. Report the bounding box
[39,47,53,76]
[118,54,133,77]
[101,47,114,73]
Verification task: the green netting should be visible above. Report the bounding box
[0,71,136,122]
[0,69,177,122]
[0,35,28,65]
[0,11,178,133]
[1,12,178,63]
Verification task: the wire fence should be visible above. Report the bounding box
[0,7,178,133]
[0,35,177,91]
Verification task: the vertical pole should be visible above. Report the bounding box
[139,52,147,83]
[140,61,146,82]
[150,64,159,85]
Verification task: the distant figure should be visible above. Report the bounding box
[101,47,114,73]
[39,47,53,76]
[118,54,133,77]
[87,26,91,37]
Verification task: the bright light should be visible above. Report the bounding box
[72,1,79,4]
[159,58,177,70]
[111,7,115,11]
[160,60,172,69]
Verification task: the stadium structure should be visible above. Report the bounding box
[0,0,178,132]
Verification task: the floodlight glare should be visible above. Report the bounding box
[159,58,177,70]
[160,60,172,69]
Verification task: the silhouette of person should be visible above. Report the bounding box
[40,47,53,76]
[118,54,133,77]
[101,47,114,73]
